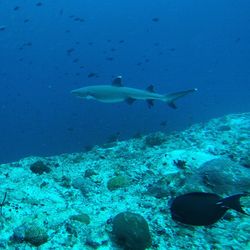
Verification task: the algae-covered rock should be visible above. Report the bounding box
[72,177,92,196]
[24,225,49,246]
[112,212,151,250]
[70,213,90,224]
[144,132,166,147]
[30,160,51,175]
[186,157,250,194]
[146,180,169,198]
[12,225,26,243]
[107,176,130,191]
[84,169,97,178]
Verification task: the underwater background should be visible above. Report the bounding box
[0,0,250,163]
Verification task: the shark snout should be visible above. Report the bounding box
[71,89,78,95]
[71,89,82,97]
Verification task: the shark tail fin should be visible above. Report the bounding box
[165,88,198,109]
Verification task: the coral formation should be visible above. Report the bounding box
[112,212,151,250]
[0,113,249,249]
[30,160,51,175]
[107,175,130,191]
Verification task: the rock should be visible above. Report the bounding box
[107,176,130,191]
[30,161,51,175]
[12,225,26,243]
[84,169,97,178]
[144,132,166,147]
[70,213,90,224]
[146,180,169,198]
[112,212,151,250]
[72,177,92,196]
[24,225,48,247]
[189,158,250,194]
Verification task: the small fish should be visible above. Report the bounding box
[106,57,114,61]
[67,48,75,55]
[160,120,167,127]
[152,17,159,22]
[0,26,6,31]
[13,6,20,11]
[87,72,98,78]
[170,192,248,226]
[67,127,74,132]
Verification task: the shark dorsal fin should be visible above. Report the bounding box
[112,76,123,87]
[146,84,155,92]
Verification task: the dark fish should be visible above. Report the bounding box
[67,48,75,55]
[107,132,120,143]
[106,57,114,61]
[170,192,248,226]
[87,72,98,78]
[24,42,32,47]
[152,17,159,22]
[13,6,20,11]
[160,120,167,127]
[72,58,79,63]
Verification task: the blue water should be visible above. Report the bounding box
[0,0,249,163]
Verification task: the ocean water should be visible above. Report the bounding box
[0,0,249,163]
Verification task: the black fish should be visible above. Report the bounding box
[13,6,20,11]
[170,192,248,226]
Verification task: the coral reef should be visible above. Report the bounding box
[0,113,249,249]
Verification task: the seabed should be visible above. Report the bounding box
[0,113,249,249]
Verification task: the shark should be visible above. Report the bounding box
[71,76,197,108]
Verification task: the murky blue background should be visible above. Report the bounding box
[0,0,249,163]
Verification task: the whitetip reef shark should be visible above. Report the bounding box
[71,76,197,108]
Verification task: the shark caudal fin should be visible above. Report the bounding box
[165,88,198,109]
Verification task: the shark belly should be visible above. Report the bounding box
[88,91,126,103]
[93,97,125,103]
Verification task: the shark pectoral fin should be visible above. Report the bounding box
[167,101,177,109]
[146,99,154,108]
[112,76,123,87]
[125,97,136,105]
[165,88,197,109]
